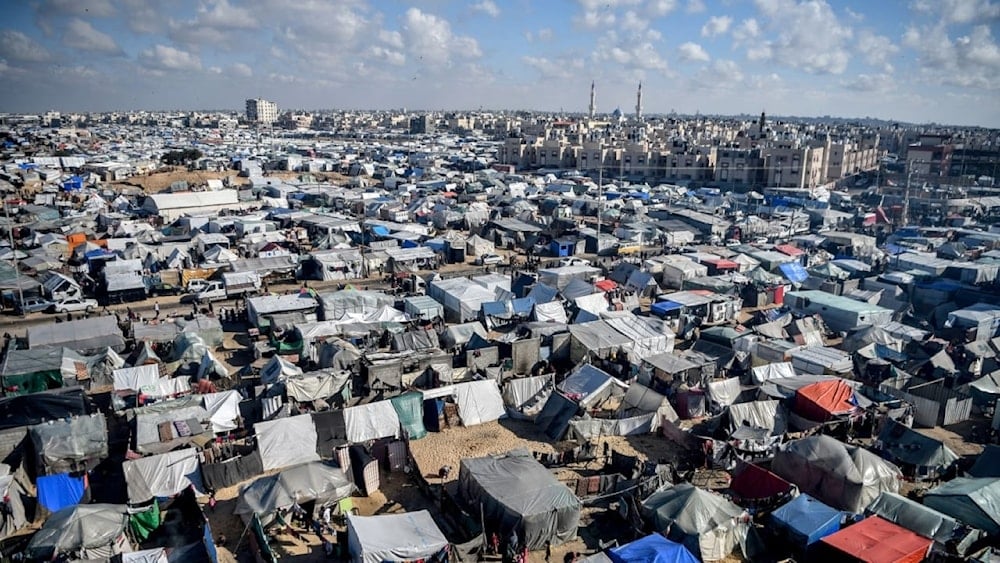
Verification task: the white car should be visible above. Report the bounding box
[558,257,591,267]
[477,253,505,266]
[50,297,98,313]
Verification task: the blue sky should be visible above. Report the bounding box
[0,0,998,126]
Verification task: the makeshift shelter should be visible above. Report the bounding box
[568,321,633,362]
[558,364,628,409]
[728,461,794,506]
[0,465,31,537]
[867,492,964,545]
[123,447,203,503]
[0,386,88,430]
[770,435,902,513]
[347,511,449,563]
[27,316,126,353]
[794,379,856,422]
[640,483,748,562]
[534,392,581,440]
[607,534,699,563]
[458,449,581,550]
[25,503,131,561]
[235,462,355,526]
[924,477,1000,535]
[0,347,83,395]
[344,400,401,443]
[769,494,841,549]
[877,419,958,481]
[255,414,321,471]
[502,375,554,421]
[968,445,1000,478]
[817,516,932,563]
[29,413,109,475]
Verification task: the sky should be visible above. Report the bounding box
[0,0,998,127]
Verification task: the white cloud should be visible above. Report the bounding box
[63,19,122,55]
[379,30,404,49]
[645,0,678,17]
[523,55,584,80]
[855,30,898,73]
[939,0,1000,23]
[575,10,616,28]
[538,28,554,41]
[370,46,406,66]
[195,0,258,30]
[701,15,732,37]
[845,7,864,21]
[842,73,895,93]
[138,44,202,72]
[732,18,761,44]
[471,0,500,18]
[0,30,51,62]
[712,59,745,83]
[120,0,162,34]
[229,62,253,77]
[686,0,707,13]
[904,24,1000,89]
[678,41,711,62]
[745,0,853,75]
[592,29,668,71]
[621,10,648,31]
[402,8,482,67]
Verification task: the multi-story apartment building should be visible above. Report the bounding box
[245,98,278,124]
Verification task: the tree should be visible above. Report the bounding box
[161,148,203,166]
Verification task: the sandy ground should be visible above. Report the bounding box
[109,167,352,194]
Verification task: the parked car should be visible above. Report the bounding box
[186,278,212,293]
[15,296,55,315]
[558,257,591,267]
[49,297,98,314]
[476,253,505,266]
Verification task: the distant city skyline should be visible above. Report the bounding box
[0,0,998,127]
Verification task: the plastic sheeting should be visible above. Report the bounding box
[867,491,962,543]
[391,392,428,440]
[458,449,581,550]
[344,401,401,443]
[202,391,242,434]
[454,380,507,426]
[134,404,209,451]
[25,503,129,561]
[503,376,553,420]
[122,548,169,563]
[567,413,657,439]
[750,362,796,384]
[347,511,449,563]
[559,364,627,409]
[235,462,355,526]
[608,534,699,563]
[30,413,109,473]
[641,483,747,562]
[123,447,203,502]
[818,516,932,563]
[924,477,1000,535]
[534,301,569,323]
[113,364,160,392]
[255,414,321,472]
[285,371,349,403]
[771,435,901,513]
[770,494,841,547]
[36,473,87,513]
[605,315,676,359]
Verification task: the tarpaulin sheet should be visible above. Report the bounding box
[30,413,108,473]
[347,511,449,563]
[0,386,87,430]
[201,449,264,491]
[458,449,581,550]
[285,372,341,403]
[533,301,568,323]
[770,494,840,547]
[867,491,962,543]
[779,262,809,284]
[113,364,160,392]
[794,379,855,421]
[344,401,400,443]
[122,548,168,563]
[559,364,623,408]
[129,501,160,542]
[729,462,792,501]
[819,516,931,563]
[503,375,553,420]
[453,380,507,426]
[608,534,699,563]
[26,503,128,560]
[535,393,580,440]
[391,392,428,440]
[123,447,203,502]
[36,473,86,512]
[641,483,746,562]
[924,477,1000,535]
[750,362,796,384]
[235,462,355,526]
[202,390,242,433]
[255,414,320,471]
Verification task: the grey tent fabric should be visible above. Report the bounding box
[347,511,449,563]
[969,446,1000,478]
[924,477,1000,535]
[877,420,958,477]
[25,503,129,561]
[255,414,321,471]
[28,316,126,353]
[123,447,203,503]
[502,375,553,420]
[458,449,581,550]
[29,413,109,474]
[770,435,901,513]
[534,392,580,441]
[725,400,786,437]
[640,483,747,562]
[0,466,29,538]
[235,462,355,526]
[867,492,963,544]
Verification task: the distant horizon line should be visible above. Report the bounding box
[2,108,994,130]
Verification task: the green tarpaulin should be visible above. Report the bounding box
[390,392,427,440]
[129,501,161,541]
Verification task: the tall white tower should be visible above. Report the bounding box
[588,81,596,119]
[635,82,643,121]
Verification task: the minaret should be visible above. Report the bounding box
[588,81,596,119]
[635,82,643,121]
[759,110,766,132]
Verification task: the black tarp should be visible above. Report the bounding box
[0,387,88,430]
[200,450,264,491]
[534,392,579,441]
[312,410,347,458]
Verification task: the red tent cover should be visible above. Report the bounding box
[775,244,805,257]
[819,516,931,563]
[794,379,855,422]
[595,279,617,292]
[729,461,793,501]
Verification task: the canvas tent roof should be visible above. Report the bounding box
[607,534,699,563]
[347,511,448,563]
[30,413,108,474]
[235,462,355,526]
[558,363,627,409]
[770,435,901,513]
[878,419,958,473]
[123,447,203,503]
[867,491,963,544]
[818,516,932,563]
[458,449,581,550]
[25,503,129,561]
[28,315,125,353]
[255,414,321,471]
[641,483,746,562]
[770,494,841,547]
[968,445,1000,478]
[924,477,1000,535]
[794,379,856,421]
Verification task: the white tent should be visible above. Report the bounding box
[344,401,401,443]
[202,390,242,433]
[453,380,507,426]
[235,462,355,526]
[255,414,321,471]
[113,364,160,393]
[558,363,628,409]
[123,448,203,502]
[347,511,449,563]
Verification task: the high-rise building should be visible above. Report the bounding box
[588,81,596,119]
[635,82,643,121]
[245,98,278,124]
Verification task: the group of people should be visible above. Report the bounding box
[273,502,339,558]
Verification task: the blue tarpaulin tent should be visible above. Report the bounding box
[608,534,699,563]
[62,176,83,192]
[770,494,841,548]
[650,300,682,318]
[370,225,391,237]
[778,262,809,284]
[36,473,86,513]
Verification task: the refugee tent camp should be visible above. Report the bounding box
[25,503,131,561]
[640,483,748,562]
[347,511,449,563]
[235,462,355,526]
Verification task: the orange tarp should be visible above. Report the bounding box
[794,379,855,422]
[819,516,931,563]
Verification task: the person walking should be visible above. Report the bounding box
[153,301,160,319]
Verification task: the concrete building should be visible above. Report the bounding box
[245,98,278,124]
